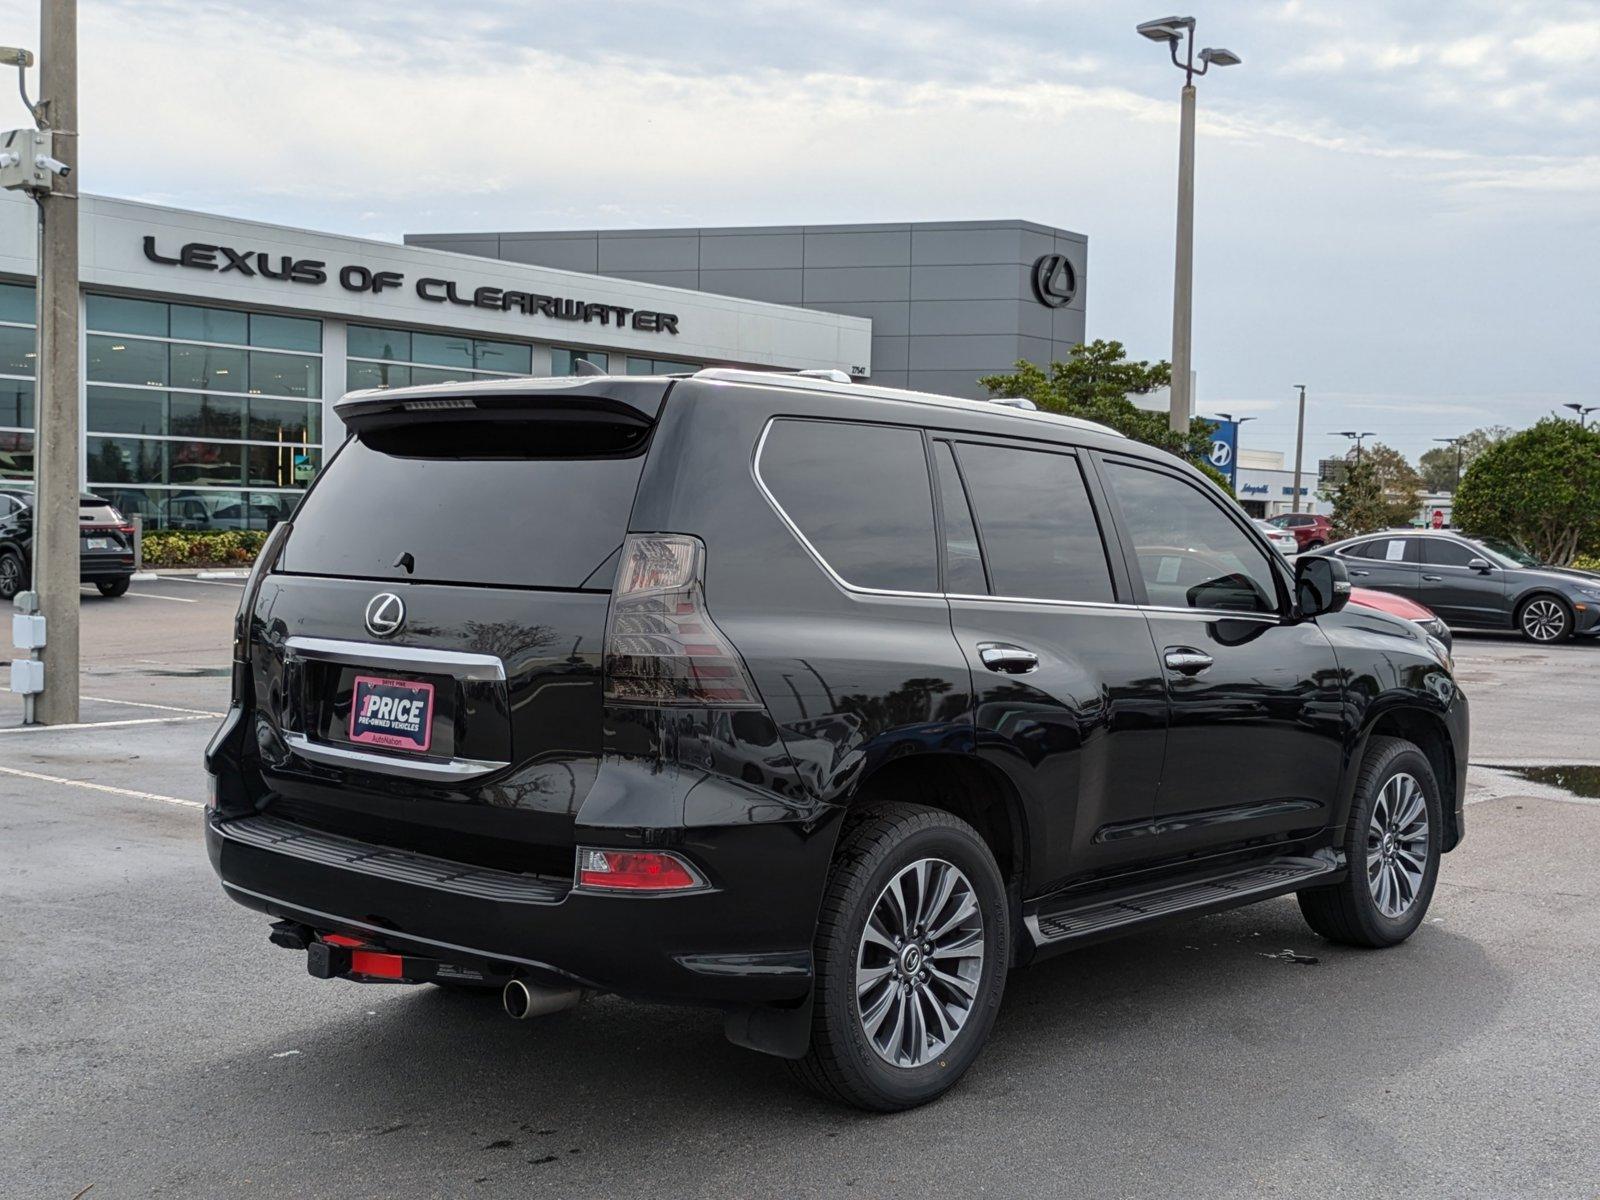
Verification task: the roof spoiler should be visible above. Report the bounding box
[334,375,672,435]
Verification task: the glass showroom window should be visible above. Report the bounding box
[346,324,533,392]
[625,356,698,376]
[550,347,608,376]
[0,282,36,485]
[85,295,323,531]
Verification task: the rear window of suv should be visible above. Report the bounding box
[279,433,646,590]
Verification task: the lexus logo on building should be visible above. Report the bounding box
[1030,253,1077,309]
[364,593,406,638]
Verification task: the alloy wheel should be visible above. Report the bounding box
[855,857,985,1068]
[1521,599,1567,642]
[0,555,21,599]
[1366,772,1429,919]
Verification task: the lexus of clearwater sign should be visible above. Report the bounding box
[141,236,680,335]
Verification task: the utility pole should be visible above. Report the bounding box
[1291,384,1306,510]
[32,0,80,724]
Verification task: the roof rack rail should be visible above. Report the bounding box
[794,369,853,384]
[991,397,1038,410]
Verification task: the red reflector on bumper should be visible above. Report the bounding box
[577,848,703,891]
[350,950,405,979]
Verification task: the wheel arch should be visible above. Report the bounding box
[1342,704,1461,852]
[843,751,1029,895]
[1512,587,1572,623]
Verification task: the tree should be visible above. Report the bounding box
[1361,442,1424,526]
[1417,426,1512,492]
[1452,418,1600,565]
[1322,442,1421,538]
[1327,459,1390,540]
[979,341,1225,485]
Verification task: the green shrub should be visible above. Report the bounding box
[1574,554,1600,573]
[141,530,269,568]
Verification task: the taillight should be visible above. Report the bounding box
[603,534,760,706]
[576,848,704,892]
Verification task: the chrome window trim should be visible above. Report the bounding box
[752,419,1283,624]
[283,635,507,682]
[282,731,511,782]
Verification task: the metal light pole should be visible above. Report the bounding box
[1561,403,1599,428]
[1137,16,1239,435]
[1291,384,1307,511]
[1333,430,1376,468]
[1,4,79,724]
[1212,411,1255,446]
[1433,435,1466,492]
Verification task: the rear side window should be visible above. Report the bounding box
[1349,537,1419,563]
[954,441,1114,603]
[758,419,936,592]
[280,433,646,589]
[1423,539,1478,567]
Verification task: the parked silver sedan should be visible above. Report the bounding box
[1254,519,1300,555]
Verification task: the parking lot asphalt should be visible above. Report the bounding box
[3,593,1598,1198]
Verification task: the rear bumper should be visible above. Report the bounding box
[79,553,134,582]
[206,811,822,1005]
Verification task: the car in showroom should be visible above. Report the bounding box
[1349,585,1452,652]
[0,488,137,601]
[205,369,1468,1111]
[1310,529,1600,643]
[1267,511,1333,552]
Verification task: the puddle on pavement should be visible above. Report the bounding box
[1487,765,1600,798]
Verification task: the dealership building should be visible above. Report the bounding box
[0,193,1088,531]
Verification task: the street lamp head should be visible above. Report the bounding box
[0,47,33,68]
[1137,16,1193,43]
[1198,47,1241,66]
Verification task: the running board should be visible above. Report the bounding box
[1026,853,1342,954]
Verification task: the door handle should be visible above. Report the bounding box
[1422,574,1442,581]
[978,643,1039,674]
[1349,569,1371,577]
[1163,647,1214,676]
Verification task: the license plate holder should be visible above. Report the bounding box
[348,675,435,753]
[85,537,112,551]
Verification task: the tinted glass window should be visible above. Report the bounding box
[0,379,34,429]
[1349,537,1419,563]
[170,304,248,346]
[955,442,1113,603]
[1424,539,1480,567]
[932,441,987,595]
[281,433,648,589]
[0,282,34,323]
[86,295,168,337]
[250,314,321,353]
[1104,462,1279,613]
[0,325,36,375]
[551,348,608,376]
[759,419,936,592]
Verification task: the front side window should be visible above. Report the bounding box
[1423,539,1481,568]
[953,441,1114,603]
[758,419,937,593]
[1104,461,1279,614]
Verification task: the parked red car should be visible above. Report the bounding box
[1267,511,1333,552]
[1349,586,1453,651]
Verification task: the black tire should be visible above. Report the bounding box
[788,802,1009,1112]
[96,576,131,598]
[1298,736,1442,948]
[1516,594,1571,643]
[0,549,24,601]
[1304,540,1325,551]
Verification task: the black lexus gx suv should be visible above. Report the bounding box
[205,368,1469,1110]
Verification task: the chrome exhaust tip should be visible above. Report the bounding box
[502,977,583,1020]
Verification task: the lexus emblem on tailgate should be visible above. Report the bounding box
[364,592,406,638]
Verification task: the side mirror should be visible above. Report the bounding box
[1467,557,1492,573]
[1296,555,1350,617]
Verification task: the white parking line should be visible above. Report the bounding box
[0,714,216,734]
[165,576,246,588]
[82,695,226,718]
[126,591,200,604]
[0,763,203,808]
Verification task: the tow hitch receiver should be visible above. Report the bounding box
[268,921,503,987]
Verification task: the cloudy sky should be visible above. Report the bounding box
[1,0,1595,466]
